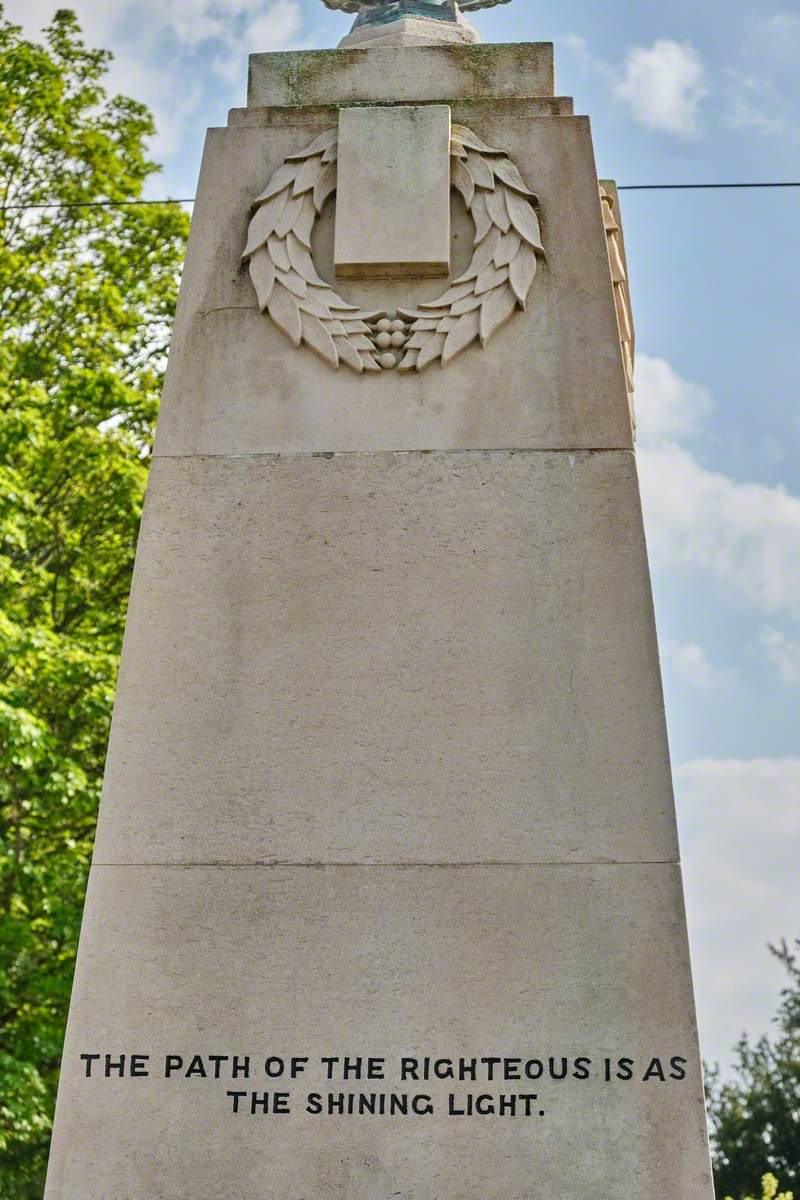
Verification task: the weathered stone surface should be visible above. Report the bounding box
[45,36,713,1200]
[334,106,452,278]
[45,863,713,1200]
[154,104,632,457]
[92,450,677,868]
[247,43,555,108]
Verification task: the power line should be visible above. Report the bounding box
[618,182,800,192]
[0,181,799,211]
[1,198,195,211]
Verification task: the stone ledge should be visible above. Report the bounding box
[247,42,555,108]
[227,95,576,126]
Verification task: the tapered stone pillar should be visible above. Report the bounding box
[44,32,714,1200]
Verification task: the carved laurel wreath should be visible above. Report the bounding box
[242,123,544,373]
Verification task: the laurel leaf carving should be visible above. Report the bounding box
[349,333,376,350]
[292,196,317,248]
[299,295,333,320]
[485,187,510,234]
[475,263,509,296]
[442,310,481,364]
[459,201,487,255]
[334,336,365,374]
[494,230,521,269]
[451,125,502,156]
[268,283,302,347]
[466,226,502,278]
[479,284,518,347]
[416,332,447,372]
[301,311,339,366]
[253,162,297,204]
[242,190,288,258]
[449,293,483,317]
[267,234,291,273]
[313,161,338,214]
[397,349,420,372]
[419,280,475,309]
[288,235,327,286]
[451,158,475,208]
[293,155,325,197]
[493,158,536,197]
[275,268,308,299]
[509,243,538,308]
[466,149,495,191]
[397,307,444,321]
[506,188,544,250]
[275,194,304,239]
[248,246,275,311]
[286,128,338,161]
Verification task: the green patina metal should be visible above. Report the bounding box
[321,0,512,19]
[353,1,458,27]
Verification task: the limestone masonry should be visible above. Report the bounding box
[44,10,714,1199]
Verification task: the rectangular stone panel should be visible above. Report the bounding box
[247,43,555,108]
[45,863,713,1200]
[334,105,451,278]
[92,450,677,868]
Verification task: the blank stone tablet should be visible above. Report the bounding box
[334,105,451,278]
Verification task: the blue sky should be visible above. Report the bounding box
[7,0,799,1071]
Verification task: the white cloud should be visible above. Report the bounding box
[5,0,112,42]
[635,354,712,441]
[213,0,305,86]
[11,0,277,49]
[663,640,727,689]
[246,0,303,47]
[725,71,787,137]
[615,39,708,136]
[4,0,305,188]
[762,11,800,44]
[675,758,800,1067]
[635,357,800,621]
[563,33,591,63]
[640,439,800,619]
[760,626,800,683]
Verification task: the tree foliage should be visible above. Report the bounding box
[0,8,189,1194]
[709,940,800,1200]
[0,7,798,1200]
[728,1175,794,1200]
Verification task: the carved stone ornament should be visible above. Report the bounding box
[320,1,512,13]
[599,184,635,406]
[242,124,545,373]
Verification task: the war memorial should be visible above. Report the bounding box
[44,1,715,1195]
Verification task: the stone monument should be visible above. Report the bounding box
[44,3,714,1196]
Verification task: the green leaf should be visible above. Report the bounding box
[0,10,189,1193]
